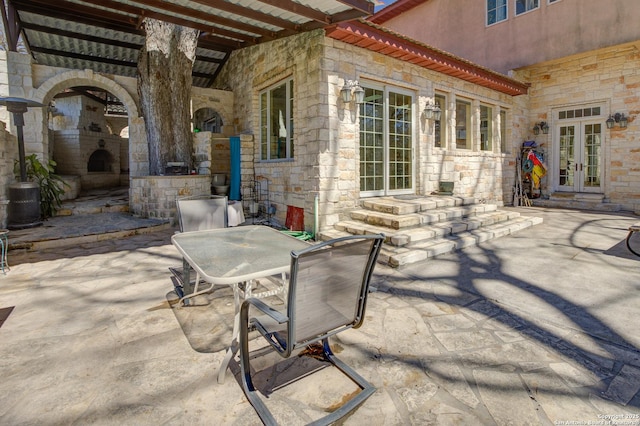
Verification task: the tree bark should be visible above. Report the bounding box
[138,18,198,175]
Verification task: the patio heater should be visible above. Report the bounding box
[0,97,45,229]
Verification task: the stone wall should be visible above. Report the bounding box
[516,41,640,211]
[130,175,210,224]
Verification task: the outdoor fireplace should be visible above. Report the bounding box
[87,149,113,172]
[51,94,126,190]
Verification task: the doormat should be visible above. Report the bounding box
[0,306,14,329]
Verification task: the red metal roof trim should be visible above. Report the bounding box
[326,20,529,96]
[369,0,428,24]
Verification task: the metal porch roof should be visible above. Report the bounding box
[1,0,375,88]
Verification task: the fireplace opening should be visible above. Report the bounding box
[88,149,114,172]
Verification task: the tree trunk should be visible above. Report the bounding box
[138,18,198,175]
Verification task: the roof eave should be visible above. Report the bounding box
[326,20,529,96]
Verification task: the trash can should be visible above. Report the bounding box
[7,182,42,229]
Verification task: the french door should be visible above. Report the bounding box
[359,85,414,197]
[556,121,602,193]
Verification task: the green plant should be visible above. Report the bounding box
[14,155,68,219]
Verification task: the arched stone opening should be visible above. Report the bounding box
[194,107,223,133]
[34,70,142,194]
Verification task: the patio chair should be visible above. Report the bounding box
[176,194,228,232]
[238,233,384,426]
[171,195,228,302]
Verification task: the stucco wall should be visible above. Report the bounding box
[216,30,527,231]
[380,0,640,75]
[515,42,640,210]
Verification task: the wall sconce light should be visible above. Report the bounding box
[424,100,442,121]
[532,121,549,135]
[340,80,365,105]
[606,112,627,129]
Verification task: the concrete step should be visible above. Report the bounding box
[335,209,522,247]
[532,197,623,212]
[361,195,477,215]
[350,203,498,230]
[320,215,542,268]
[55,187,130,216]
[7,212,171,251]
[382,216,543,267]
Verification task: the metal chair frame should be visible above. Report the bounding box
[172,195,228,303]
[238,233,384,426]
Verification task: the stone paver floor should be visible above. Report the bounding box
[1,207,640,425]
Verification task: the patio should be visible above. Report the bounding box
[1,207,640,424]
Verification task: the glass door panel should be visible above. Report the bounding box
[558,125,575,190]
[556,122,602,192]
[359,88,384,196]
[583,124,601,189]
[388,92,413,192]
[359,87,413,196]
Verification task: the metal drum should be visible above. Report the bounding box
[7,182,42,229]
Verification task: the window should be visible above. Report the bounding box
[434,93,446,148]
[480,105,493,151]
[487,0,507,25]
[515,0,539,15]
[455,99,471,149]
[499,109,508,153]
[260,78,294,160]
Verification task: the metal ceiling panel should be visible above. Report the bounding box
[4,0,375,87]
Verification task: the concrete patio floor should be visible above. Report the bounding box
[1,206,640,425]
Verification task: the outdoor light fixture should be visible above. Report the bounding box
[340,80,365,105]
[606,112,628,129]
[532,121,549,135]
[424,100,442,121]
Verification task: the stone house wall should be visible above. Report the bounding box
[515,41,640,211]
[216,30,527,232]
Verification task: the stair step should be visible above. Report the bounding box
[8,212,170,251]
[351,205,498,230]
[385,216,543,267]
[345,208,511,238]
[362,195,477,215]
[324,195,543,268]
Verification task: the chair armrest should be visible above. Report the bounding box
[242,297,287,324]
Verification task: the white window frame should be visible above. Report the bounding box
[487,0,508,26]
[515,0,539,15]
[259,77,294,161]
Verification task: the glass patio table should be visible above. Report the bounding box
[171,225,310,382]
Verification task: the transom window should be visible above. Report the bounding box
[487,0,507,25]
[558,106,601,120]
[515,0,539,15]
[260,78,294,161]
